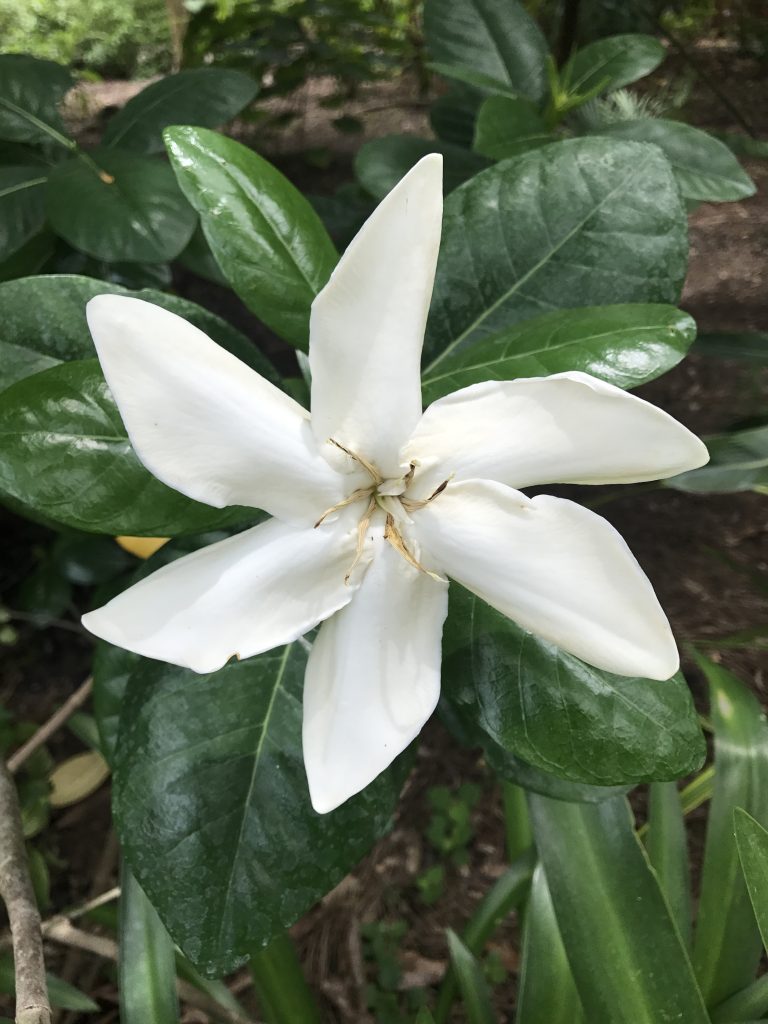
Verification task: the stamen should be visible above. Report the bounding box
[400,476,452,514]
[328,438,383,484]
[384,513,446,583]
[314,487,373,528]
[344,496,377,584]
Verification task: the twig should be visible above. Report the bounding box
[43,920,257,1024]
[0,759,51,1024]
[7,677,93,774]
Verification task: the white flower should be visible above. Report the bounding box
[82,154,708,813]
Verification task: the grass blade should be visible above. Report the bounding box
[646,781,692,945]
[446,930,498,1024]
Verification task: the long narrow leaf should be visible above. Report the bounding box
[119,866,179,1024]
[646,781,692,945]
[250,932,322,1024]
[515,864,584,1024]
[692,656,768,1006]
[528,794,709,1024]
[446,930,498,1024]
[712,974,768,1023]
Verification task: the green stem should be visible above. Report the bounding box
[501,782,533,862]
[711,973,768,1022]
[249,932,322,1024]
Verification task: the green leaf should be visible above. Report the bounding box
[102,69,258,155]
[692,655,768,1007]
[563,35,666,97]
[646,781,692,946]
[165,126,338,350]
[441,587,705,786]
[473,96,553,160]
[0,273,280,395]
[113,646,410,975]
[528,794,710,1024]
[665,424,768,494]
[0,230,54,283]
[736,808,768,951]
[355,135,490,200]
[0,360,250,535]
[0,166,47,260]
[695,331,768,363]
[435,850,534,1023]
[428,62,519,97]
[445,930,498,1024]
[515,864,585,1024]
[249,932,323,1024]
[0,55,73,145]
[423,137,688,369]
[46,150,197,263]
[0,953,99,1011]
[431,88,482,147]
[598,119,756,203]
[119,866,180,1024]
[421,303,696,403]
[423,0,550,105]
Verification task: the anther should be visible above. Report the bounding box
[383,514,446,583]
[328,438,383,485]
[344,496,377,584]
[314,487,373,528]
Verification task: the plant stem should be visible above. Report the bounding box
[0,759,50,1024]
[501,782,533,862]
[249,932,322,1024]
[7,677,93,774]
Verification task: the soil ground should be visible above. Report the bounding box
[1,41,767,1024]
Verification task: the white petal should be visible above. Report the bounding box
[404,372,709,498]
[82,511,369,674]
[414,479,679,680]
[309,155,443,478]
[303,533,448,813]
[87,295,351,526]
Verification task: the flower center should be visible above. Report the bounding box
[314,440,448,583]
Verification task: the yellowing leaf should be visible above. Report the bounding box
[49,751,110,808]
[116,536,169,559]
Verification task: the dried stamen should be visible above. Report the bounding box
[400,477,451,514]
[314,487,373,528]
[384,514,445,583]
[344,496,377,584]
[328,438,383,485]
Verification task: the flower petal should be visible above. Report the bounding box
[87,295,351,526]
[309,154,443,478]
[303,533,448,813]
[404,372,709,498]
[82,511,368,674]
[414,479,679,680]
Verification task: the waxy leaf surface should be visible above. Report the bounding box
[424,138,688,368]
[563,35,666,97]
[355,135,489,199]
[113,646,409,975]
[166,126,338,349]
[0,165,47,260]
[0,55,73,144]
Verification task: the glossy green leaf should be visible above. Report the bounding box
[736,808,768,950]
[421,303,696,402]
[712,981,768,1024]
[435,850,534,1024]
[165,126,338,350]
[665,424,768,494]
[0,360,250,535]
[119,866,180,1024]
[529,794,710,1024]
[441,587,704,786]
[0,166,47,260]
[424,137,688,368]
[0,953,99,1011]
[445,930,498,1024]
[428,62,518,97]
[516,864,585,1024]
[599,119,756,203]
[113,646,410,975]
[693,655,768,1006]
[46,149,197,263]
[0,55,73,144]
[646,781,692,945]
[695,331,768,363]
[0,273,281,395]
[563,35,666,97]
[473,96,553,160]
[102,69,258,154]
[423,0,550,105]
[355,135,490,200]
